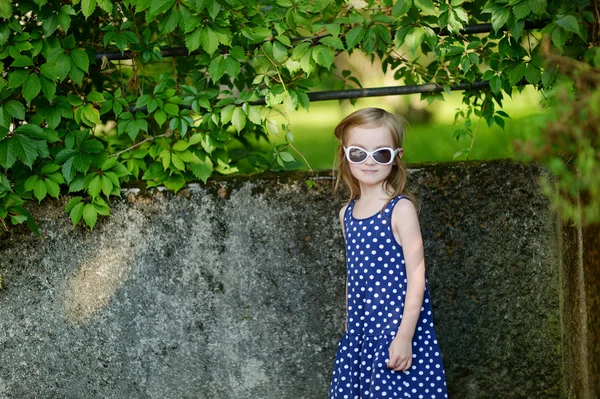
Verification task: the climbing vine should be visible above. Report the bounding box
[0,0,597,230]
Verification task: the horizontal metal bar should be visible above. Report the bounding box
[251,80,494,105]
[95,20,549,62]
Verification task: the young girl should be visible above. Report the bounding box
[329,108,448,399]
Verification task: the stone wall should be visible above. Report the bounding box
[0,160,563,398]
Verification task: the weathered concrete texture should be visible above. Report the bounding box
[581,223,600,399]
[0,160,562,398]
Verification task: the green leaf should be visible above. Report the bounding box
[70,202,85,225]
[154,109,167,126]
[8,70,29,89]
[556,15,581,37]
[11,56,33,68]
[86,91,105,103]
[491,7,511,32]
[101,175,112,196]
[45,178,61,198]
[164,173,185,192]
[14,124,45,139]
[70,49,89,71]
[24,175,40,192]
[393,0,412,17]
[81,0,97,18]
[220,104,235,124]
[490,75,502,94]
[42,14,59,37]
[12,135,48,167]
[231,107,246,133]
[40,63,58,81]
[312,45,334,68]
[208,55,227,82]
[279,151,294,162]
[87,175,102,198]
[65,196,83,212]
[164,103,179,116]
[40,77,57,103]
[189,155,213,183]
[83,203,98,229]
[33,179,47,202]
[201,26,219,55]
[0,140,16,169]
[273,41,288,63]
[58,9,72,32]
[414,0,435,13]
[4,101,25,120]
[291,42,311,60]
[345,26,365,50]
[185,27,203,52]
[159,9,180,34]
[69,66,85,85]
[247,106,262,125]
[524,63,541,84]
[172,140,190,151]
[82,104,101,126]
[224,56,241,79]
[0,0,12,19]
[508,63,526,86]
[529,0,546,16]
[551,26,566,48]
[513,1,530,20]
[405,27,425,53]
[319,36,345,50]
[73,152,92,173]
[171,153,185,171]
[150,0,176,15]
[56,54,72,82]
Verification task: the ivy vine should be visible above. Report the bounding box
[0,0,597,231]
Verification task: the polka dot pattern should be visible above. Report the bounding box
[329,196,448,398]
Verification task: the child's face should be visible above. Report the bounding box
[345,124,402,189]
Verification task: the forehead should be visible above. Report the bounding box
[346,125,394,147]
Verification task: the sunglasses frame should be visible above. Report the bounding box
[343,146,400,165]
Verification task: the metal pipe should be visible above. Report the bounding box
[95,21,548,61]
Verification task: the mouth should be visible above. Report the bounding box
[361,169,379,174]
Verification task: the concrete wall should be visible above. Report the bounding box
[0,160,563,398]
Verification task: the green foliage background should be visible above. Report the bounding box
[0,0,597,231]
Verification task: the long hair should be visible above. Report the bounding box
[333,107,416,206]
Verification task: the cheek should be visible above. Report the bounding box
[348,162,361,176]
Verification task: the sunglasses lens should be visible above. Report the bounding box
[348,147,368,163]
[373,149,393,164]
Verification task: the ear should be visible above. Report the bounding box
[394,148,404,165]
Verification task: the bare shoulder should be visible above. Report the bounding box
[339,203,349,224]
[339,203,349,238]
[391,196,420,229]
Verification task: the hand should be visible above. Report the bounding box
[387,335,413,372]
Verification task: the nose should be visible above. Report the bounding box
[363,154,376,165]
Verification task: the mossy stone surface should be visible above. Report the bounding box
[0,160,563,398]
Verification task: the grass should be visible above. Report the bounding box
[261,86,549,171]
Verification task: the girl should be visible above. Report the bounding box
[329,108,448,399]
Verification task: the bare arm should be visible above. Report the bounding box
[387,198,426,371]
[394,199,426,340]
[339,204,348,331]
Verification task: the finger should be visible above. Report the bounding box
[394,358,410,372]
[386,355,399,369]
[394,360,407,372]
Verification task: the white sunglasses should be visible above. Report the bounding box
[343,146,400,165]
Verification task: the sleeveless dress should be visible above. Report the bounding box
[329,195,448,399]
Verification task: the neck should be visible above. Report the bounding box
[358,182,391,201]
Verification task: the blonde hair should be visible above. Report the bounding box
[333,107,415,205]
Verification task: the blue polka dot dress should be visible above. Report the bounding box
[329,196,448,399]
